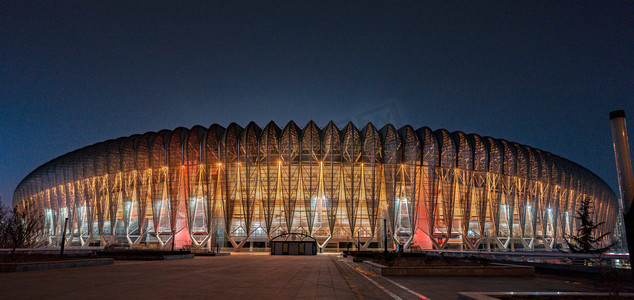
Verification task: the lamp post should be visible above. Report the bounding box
[60,217,68,259]
[383,219,388,257]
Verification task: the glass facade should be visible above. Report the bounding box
[13,121,618,251]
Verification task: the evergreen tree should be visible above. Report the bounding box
[565,196,613,254]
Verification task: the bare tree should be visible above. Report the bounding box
[0,201,9,247]
[0,199,46,256]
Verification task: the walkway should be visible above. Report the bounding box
[0,253,605,299]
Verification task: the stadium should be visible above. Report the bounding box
[12,121,618,251]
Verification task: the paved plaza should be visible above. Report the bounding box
[0,253,606,299]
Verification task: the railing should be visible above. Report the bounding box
[419,249,631,269]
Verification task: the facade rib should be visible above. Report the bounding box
[13,121,618,251]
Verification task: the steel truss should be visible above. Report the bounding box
[13,121,619,251]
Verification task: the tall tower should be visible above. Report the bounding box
[610,110,634,253]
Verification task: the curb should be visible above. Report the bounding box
[1,258,114,272]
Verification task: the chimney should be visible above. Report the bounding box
[610,110,634,213]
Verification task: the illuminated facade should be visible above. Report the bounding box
[13,121,618,251]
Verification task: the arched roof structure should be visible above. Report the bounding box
[13,121,618,251]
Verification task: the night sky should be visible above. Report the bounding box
[1,2,633,206]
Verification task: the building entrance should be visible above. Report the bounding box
[270,233,318,255]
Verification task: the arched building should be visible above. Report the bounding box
[13,121,618,251]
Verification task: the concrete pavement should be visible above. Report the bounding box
[0,253,605,299]
[0,254,357,299]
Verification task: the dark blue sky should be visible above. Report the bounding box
[1,2,633,206]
